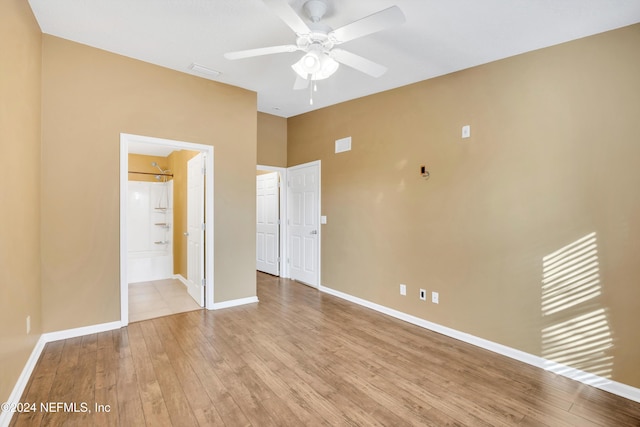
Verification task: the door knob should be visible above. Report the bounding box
[310,230,318,235]
[183,232,189,237]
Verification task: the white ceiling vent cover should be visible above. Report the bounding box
[335,136,352,153]
[188,63,221,77]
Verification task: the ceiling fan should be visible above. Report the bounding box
[224,0,406,92]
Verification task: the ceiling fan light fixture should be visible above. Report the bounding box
[320,55,339,78]
[292,51,339,81]
[303,52,320,70]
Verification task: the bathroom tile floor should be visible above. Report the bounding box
[128,278,202,323]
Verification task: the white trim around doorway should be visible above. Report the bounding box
[120,133,214,326]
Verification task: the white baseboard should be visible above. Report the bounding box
[210,296,259,310]
[173,274,189,288]
[40,321,123,343]
[0,336,47,427]
[0,320,124,427]
[174,275,258,310]
[319,284,640,404]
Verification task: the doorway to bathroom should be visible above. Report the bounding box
[120,133,214,325]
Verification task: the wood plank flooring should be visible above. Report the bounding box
[9,272,640,426]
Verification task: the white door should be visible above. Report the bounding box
[257,172,280,275]
[288,162,319,287]
[187,152,205,306]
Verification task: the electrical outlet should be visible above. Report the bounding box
[26,315,31,334]
[432,292,439,304]
[400,284,406,296]
[419,289,426,301]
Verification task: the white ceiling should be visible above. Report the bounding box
[29,0,640,118]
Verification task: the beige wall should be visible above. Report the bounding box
[288,25,640,388]
[41,36,257,332]
[257,112,287,167]
[0,0,42,403]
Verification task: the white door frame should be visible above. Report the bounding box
[286,160,321,288]
[120,133,214,326]
[256,165,288,278]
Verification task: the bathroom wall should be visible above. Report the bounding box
[169,149,200,278]
[128,153,172,183]
[127,151,199,279]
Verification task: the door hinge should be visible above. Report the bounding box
[201,278,206,287]
[201,223,206,230]
[201,167,206,175]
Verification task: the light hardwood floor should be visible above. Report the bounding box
[10,272,640,426]
[129,278,202,323]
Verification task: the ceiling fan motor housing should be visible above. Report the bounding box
[297,23,334,51]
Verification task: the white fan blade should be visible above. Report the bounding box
[330,6,405,44]
[330,49,387,78]
[224,44,298,60]
[264,0,311,35]
[293,75,309,90]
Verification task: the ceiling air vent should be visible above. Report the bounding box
[188,63,221,77]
